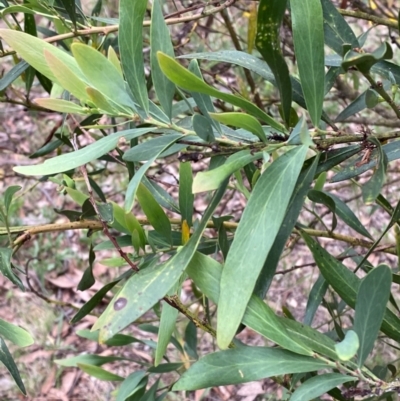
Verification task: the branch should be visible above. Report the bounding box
[338,8,398,29]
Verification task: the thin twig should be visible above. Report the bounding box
[338,8,397,29]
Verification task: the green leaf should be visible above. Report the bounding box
[180,51,324,123]
[44,49,89,102]
[137,183,172,245]
[354,265,392,367]
[4,185,21,213]
[290,373,355,401]
[254,154,320,298]
[58,0,77,28]
[119,0,148,113]
[282,319,337,360]
[365,88,380,108]
[290,0,324,126]
[86,87,119,114]
[71,43,136,113]
[192,115,215,142]
[187,252,338,359]
[148,363,184,373]
[143,177,180,214]
[193,150,261,193]
[179,162,194,226]
[93,181,228,342]
[77,243,96,291]
[14,128,152,176]
[335,91,367,122]
[256,0,291,126]
[107,46,123,77]
[77,363,124,381]
[323,192,373,239]
[362,137,388,204]
[71,275,129,324]
[188,60,221,134]
[0,61,29,91]
[0,29,85,87]
[150,0,175,119]
[124,157,157,213]
[304,275,328,326]
[157,52,286,132]
[124,135,184,213]
[217,145,308,349]
[0,248,24,290]
[301,232,400,342]
[34,98,88,114]
[321,0,358,54]
[155,302,179,366]
[116,371,147,401]
[342,42,393,73]
[173,347,329,391]
[308,189,338,231]
[55,354,128,367]
[335,330,359,361]
[0,337,26,394]
[209,112,267,143]
[123,134,183,162]
[244,296,313,356]
[0,318,33,347]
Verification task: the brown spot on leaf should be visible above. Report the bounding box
[113,297,128,311]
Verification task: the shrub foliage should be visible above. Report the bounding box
[1,0,400,399]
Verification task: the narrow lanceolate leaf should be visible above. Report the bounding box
[290,373,355,401]
[335,330,359,361]
[14,128,153,176]
[304,275,328,326]
[187,252,337,359]
[362,137,388,205]
[254,154,319,298]
[0,318,33,347]
[323,192,373,239]
[150,0,175,119]
[217,146,308,349]
[179,162,194,226]
[188,60,221,134]
[320,0,358,55]
[172,347,329,391]
[77,363,124,381]
[0,337,26,394]
[119,0,149,113]
[290,0,324,127]
[256,0,291,126]
[34,98,88,115]
[302,232,400,342]
[0,29,85,87]
[193,150,261,193]
[124,134,184,212]
[136,183,172,245]
[209,112,267,143]
[71,43,136,113]
[0,248,24,290]
[157,52,286,132]
[123,133,183,162]
[93,182,228,342]
[44,49,89,102]
[155,302,179,366]
[116,372,147,401]
[354,265,392,367]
